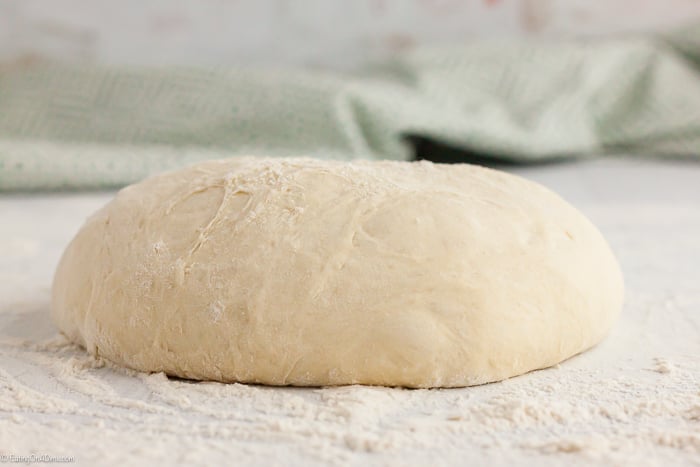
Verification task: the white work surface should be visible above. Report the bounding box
[1,158,698,466]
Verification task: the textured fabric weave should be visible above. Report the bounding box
[1,25,699,190]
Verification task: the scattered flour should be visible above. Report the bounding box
[1,161,699,466]
[651,357,674,374]
[0,331,698,467]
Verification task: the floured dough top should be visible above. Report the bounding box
[51,157,624,388]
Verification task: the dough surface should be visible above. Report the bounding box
[51,157,624,388]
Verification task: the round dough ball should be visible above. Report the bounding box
[51,157,624,388]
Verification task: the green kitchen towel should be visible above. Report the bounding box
[1,24,699,191]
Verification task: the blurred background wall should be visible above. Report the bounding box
[2,0,699,70]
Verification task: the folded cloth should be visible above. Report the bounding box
[1,24,699,191]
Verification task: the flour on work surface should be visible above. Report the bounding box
[0,331,698,467]
[1,161,700,466]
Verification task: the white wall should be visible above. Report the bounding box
[1,0,699,69]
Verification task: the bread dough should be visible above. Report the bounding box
[51,157,624,388]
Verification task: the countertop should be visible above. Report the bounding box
[1,157,698,466]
